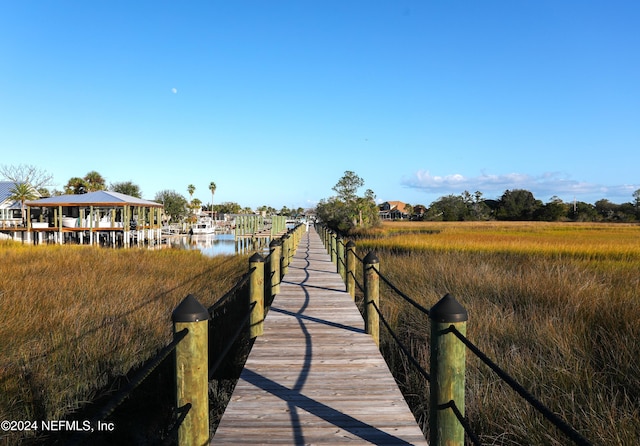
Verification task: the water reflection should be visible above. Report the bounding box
[167,233,238,256]
[166,233,271,257]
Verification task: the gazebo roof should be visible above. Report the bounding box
[26,191,163,208]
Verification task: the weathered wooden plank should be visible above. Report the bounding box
[212,228,428,445]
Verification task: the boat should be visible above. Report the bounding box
[190,217,216,235]
[62,216,79,228]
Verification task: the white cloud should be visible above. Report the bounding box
[171,88,178,94]
[402,170,638,202]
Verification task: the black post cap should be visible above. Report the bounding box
[172,294,209,323]
[363,251,379,264]
[250,252,265,263]
[269,238,282,247]
[346,240,356,248]
[429,293,468,323]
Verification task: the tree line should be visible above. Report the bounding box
[4,165,638,228]
[316,171,640,234]
[416,188,640,222]
[0,165,306,224]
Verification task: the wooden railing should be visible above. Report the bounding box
[316,223,593,446]
[66,223,306,446]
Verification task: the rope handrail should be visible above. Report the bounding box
[161,403,191,446]
[64,226,296,445]
[369,301,430,382]
[437,400,482,446]
[208,266,256,316]
[67,328,190,446]
[318,223,593,445]
[209,301,257,380]
[370,266,430,316]
[447,325,593,446]
[353,250,365,263]
[350,270,364,293]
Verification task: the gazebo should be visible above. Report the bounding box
[25,191,164,246]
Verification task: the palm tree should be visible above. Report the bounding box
[65,177,88,194]
[209,181,217,218]
[84,171,106,191]
[9,182,38,225]
[187,185,196,222]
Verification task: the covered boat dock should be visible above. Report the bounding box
[22,191,164,246]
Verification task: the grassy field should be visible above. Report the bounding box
[351,221,639,445]
[2,223,638,445]
[0,241,247,445]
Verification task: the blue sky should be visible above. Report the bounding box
[1,1,638,210]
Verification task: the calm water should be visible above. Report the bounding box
[167,233,272,257]
[167,223,300,257]
[167,233,238,256]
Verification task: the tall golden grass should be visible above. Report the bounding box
[353,221,639,445]
[0,240,246,445]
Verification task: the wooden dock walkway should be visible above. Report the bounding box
[212,228,428,445]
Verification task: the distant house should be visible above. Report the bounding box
[0,181,41,227]
[379,201,409,220]
[413,205,427,218]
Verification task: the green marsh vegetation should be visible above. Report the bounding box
[351,221,639,445]
[0,241,246,445]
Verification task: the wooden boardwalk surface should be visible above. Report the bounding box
[212,228,428,445]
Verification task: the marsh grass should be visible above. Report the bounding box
[0,240,247,445]
[353,222,639,445]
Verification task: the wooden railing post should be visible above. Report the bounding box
[346,241,356,299]
[429,293,468,446]
[323,227,329,251]
[249,253,265,338]
[289,227,296,257]
[172,294,209,446]
[294,224,301,254]
[330,231,337,264]
[363,251,380,347]
[281,233,290,276]
[269,239,281,297]
[336,236,345,281]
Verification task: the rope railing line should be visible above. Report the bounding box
[350,270,364,293]
[447,325,593,446]
[437,400,482,446]
[209,301,257,380]
[67,328,190,446]
[318,223,593,445]
[162,403,192,446]
[353,251,365,263]
[208,267,255,315]
[370,301,430,382]
[62,228,300,446]
[367,265,431,316]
